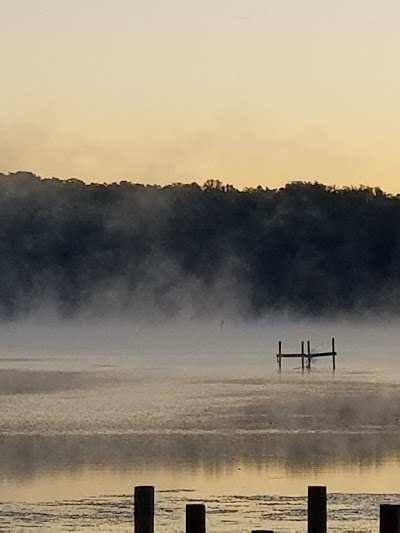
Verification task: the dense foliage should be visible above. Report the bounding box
[1,171,400,319]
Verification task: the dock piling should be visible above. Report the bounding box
[380,504,400,532]
[308,485,327,533]
[278,341,282,371]
[134,485,154,533]
[131,484,400,531]
[186,503,206,533]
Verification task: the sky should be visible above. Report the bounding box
[1,0,400,192]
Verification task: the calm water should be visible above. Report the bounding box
[1,319,400,531]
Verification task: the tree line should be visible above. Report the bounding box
[1,171,399,319]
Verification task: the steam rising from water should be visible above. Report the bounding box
[1,319,400,531]
[0,319,400,458]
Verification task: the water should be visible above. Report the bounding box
[1,319,400,531]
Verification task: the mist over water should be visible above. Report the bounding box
[1,318,400,530]
[3,174,400,323]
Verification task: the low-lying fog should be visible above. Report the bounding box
[0,315,399,365]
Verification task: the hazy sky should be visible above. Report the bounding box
[2,0,400,191]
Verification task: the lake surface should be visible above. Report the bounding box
[1,319,400,531]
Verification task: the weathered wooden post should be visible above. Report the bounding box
[307,341,311,370]
[308,485,327,533]
[332,338,336,371]
[301,340,305,371]
[186,503,206,533]
[134,485,154,533]
[278,341,282,371]
[380,504,400,532]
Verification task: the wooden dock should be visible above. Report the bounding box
[277,338,337,371]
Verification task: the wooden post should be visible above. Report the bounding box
[380,504,400,532]
[307,341,311,370]
[301,340,305,371]
[332,338,336,371]
[278,341,282,371]
[186,504,206,533]
[134,486,154,533]
[308,485,327,533]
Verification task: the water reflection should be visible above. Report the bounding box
[1,430,400,481]
[1,360,400,502]
[3,322,400,530]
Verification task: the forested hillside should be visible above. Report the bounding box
[1,172,399,319]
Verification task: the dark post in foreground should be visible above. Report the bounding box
[308,485,327,533]
[186,504,206,533]
[134,485,154,533]
[380,504,400,533]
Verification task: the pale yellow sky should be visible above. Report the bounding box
[2,0,400,191]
